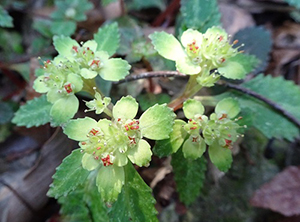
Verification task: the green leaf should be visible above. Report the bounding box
[110,163,158,221]
[176,55,201,75]
[80,68,97,79]
[96,165,125,203]
[215,98,240,119]
[0,6,13,28]
[12,95,52,127]
[224,74,300,141]
[33,19,53,38]
[0,101,14,124]
[137,93,171,111]
[149,31,185,61]
[58,176,109,222]
[113,95,138,120]
[183,99,205,119]
[64,117,98,141]
[208,142,232,172]
[182,135,206,160]
[50,20,77,36]
[102,0,118,6]
[218,53,259,79]
[50,95,79,125]
[53,35,79,59]
[47,149,90,199]
[82,153,99,171]
[233,27,272,73]
[127,139,152,167]
[172,149,206,205]
[100,58,131,81]
[180,0,219,31]
[94,22,120,57]
[140,104,176,140]
[285,0,300,9]
[153,119,188,157]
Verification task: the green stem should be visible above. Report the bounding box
[168,75,203,111]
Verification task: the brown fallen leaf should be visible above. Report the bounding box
[250,166,300,217]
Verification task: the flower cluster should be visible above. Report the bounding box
[63,96,175,202]
[150,26,249,86]
[33,36,131,124]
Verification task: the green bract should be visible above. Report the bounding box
[63,96,175,202]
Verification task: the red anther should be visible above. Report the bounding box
[72,46,78,53]
[125,125,129,131]
[90,128,99,135]
[101,155,113,166]
[46,60,51,64]
[238,116,243,120]
[192,41,196,45]
[218,36,224,42]
[195,46,199,49]
[225,139,232,147]
[93,151,95,155]
[128,136,136,144]
[189,119,192,122]
[192,137,198,142]
[90,60,101,67]
[117,118,121,121]
[87,47,90,50]
[233,40,239,45]
[136,120,139,124]
[218,113,228,120]
[198,116,202,120]
[190,126,197,130]
[193,122,197,125]
[81,142,86,145]
[95,156,99,160]
[130,126,135,130]
[83,50,86,55]
[220,58,226,63]
[189,47,193,50]
[64,83,73,93]
[128,122,134,126]
[97,147,101,150]
[135,126,139,130]
[228,134,231,138]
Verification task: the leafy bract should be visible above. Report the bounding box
[94,22,120,57]
[12,95,52,127]
[127,139,152,167]
[140,104,175,140]
[47,149,90,199]
[53,36,79,59]
[153,119,188,157]
[183,99,204,119]
[149,31,185,61]
[223,74,300,141]
[100,58,131,81]
[113,95,138,120]
[64,117,97,141]
[0,6,13,28]
[110,163,158,221]
[96,165,125,203]
[208,143,232,172]
[218,53,259,79]
[182,135,206,159]
[172,150,207,205]
[215,98,240,119]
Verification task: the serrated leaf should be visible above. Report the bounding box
[180,0,219,30]
[50,20,76,36]
[12,95,52,127]
[285,0,300,9]
[47,149,90,199]
[0,6,13,28]
[233,27,272,73]
[0,102,14,124]
[172,149,207,205]
[137,93,171,111]
[53,35,79,59]
[223,74,300,141]
[140,104,175,140]
[110,163,158,221]
[218,53,259,79]
[149,31,185,61]
[153,119,188,157]
[94,22,120,57]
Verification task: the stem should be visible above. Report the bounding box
[168,75,203,111]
